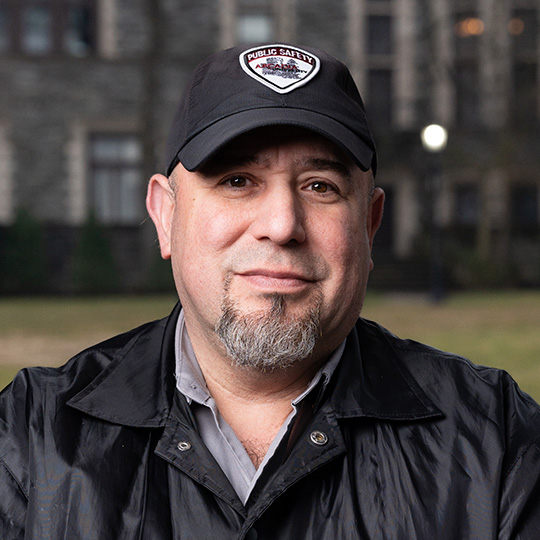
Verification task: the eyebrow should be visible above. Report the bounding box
[300,157,354,184]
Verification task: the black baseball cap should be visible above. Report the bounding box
[165,43,377,176]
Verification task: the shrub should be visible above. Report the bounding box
[71,214,119,294]
[0,209,47,294]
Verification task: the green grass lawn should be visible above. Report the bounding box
[1,291,539,402]
[0,295,178,390]
[362,290,540,401]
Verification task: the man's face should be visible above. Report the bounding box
[147,127,384,367]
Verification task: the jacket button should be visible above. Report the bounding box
[245,528,258,540]
[177,441,192,452]
[309,430,329,446]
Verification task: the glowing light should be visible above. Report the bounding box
[508,18,525,36]
[455,17,484,37]
[421,125,448,153]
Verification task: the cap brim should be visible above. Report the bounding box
[173,108,376,175]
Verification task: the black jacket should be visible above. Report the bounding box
[1,303,539,539]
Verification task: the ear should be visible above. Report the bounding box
[367,187,385,271]
[146,173,176,260]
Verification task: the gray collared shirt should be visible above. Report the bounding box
[174,310,345,504]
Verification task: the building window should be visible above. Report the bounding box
[237,13,273,43]
[64,2,94,56]
[367,15,393,56]
[454,12,483,59]
[367,69,393,128]
[22,5,52,54]
[455,63,480,129]
[510,8,538,128]
[511,184,538,233]
[0,0,96,56]
[236,0,274,43]
[455,184,479,226]
[365,4,393,129]
[0,5,9,52]
[512,62,537,129]
[88,134,143,225]
[509,9,538,55]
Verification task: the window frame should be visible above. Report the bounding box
[510,183,539,234]
[87,132,144,226]
[0,0,97,56]
[236,0,275,44]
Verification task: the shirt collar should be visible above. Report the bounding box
[174,308,345,409]
[174,310,209,405]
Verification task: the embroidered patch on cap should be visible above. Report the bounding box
[239,44,320,94]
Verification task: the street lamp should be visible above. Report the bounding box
[421,124,448,302]
[421,124,448,153]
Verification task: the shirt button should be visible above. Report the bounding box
[177,441,192,452]
[310,430,329,446]
[245,528,258,540]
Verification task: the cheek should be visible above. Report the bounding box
[170,203,248,321]
[322,216,369,271]
[204,210,245,250]
[172,201,247,270]
[318,217,372,316]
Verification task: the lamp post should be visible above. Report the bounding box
[421,124,448,153]
[421,124,448,303]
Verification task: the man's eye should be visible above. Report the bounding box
[224,176,249,188]
[310,182,331,193]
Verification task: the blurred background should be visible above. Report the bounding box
[1,0,539,295]
[0,0,539,396]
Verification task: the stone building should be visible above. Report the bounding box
[0,0,539,292]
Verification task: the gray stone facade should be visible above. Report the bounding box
[1,0,539,293]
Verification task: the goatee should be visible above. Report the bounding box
[215,291,322,372]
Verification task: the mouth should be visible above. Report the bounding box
[236,269,316,293]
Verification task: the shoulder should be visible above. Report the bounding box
[357,317,540,467]
[358,317,539,407]
[380,319,538,409]
[353,319,540,534]
[1,317,168,406]
[0,316,169,486]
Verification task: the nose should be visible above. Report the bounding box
[250,186,306,245]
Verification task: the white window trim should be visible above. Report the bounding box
[98,0,118,59]
[219,0,237,49]
[0,122,14,225]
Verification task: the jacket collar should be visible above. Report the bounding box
[68,303,441,427]
[68,302,180,428]
[331,318,442,421]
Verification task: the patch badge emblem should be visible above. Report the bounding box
[239,44,320,94]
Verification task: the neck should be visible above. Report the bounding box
[197,350,326,468]
[183,309,331,402]
[196,336,326,405]
[183,316,332,466]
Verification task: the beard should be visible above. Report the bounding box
[215,288,322,372]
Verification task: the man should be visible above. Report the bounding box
[1,43,539,539]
